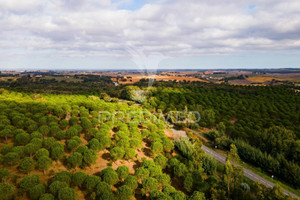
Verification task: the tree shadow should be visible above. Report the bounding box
[101,152,111,161]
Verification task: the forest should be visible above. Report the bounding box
[0,76,299,200]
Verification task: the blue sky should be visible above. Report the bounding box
[0,0,300,70]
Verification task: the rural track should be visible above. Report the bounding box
[201,145,300,199]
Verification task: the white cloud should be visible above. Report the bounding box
[0,0,300,63]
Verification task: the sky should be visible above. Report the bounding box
[1,0,300,70]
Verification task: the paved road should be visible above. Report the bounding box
[201,145,300,199]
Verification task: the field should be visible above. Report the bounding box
[115,75,208,84]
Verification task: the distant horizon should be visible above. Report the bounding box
[1,67,300,72]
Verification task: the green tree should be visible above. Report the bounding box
[66,139,80,152]
[0,183,15,200]
[0,169,10,183]
[3,152,20,166]
[184,173,193,193]
[82,149,97,167]
[35,148,49,159]
[0,129,12,142]
[25,143,39,157]
[59,120,69,130]
[171,191,186,200]
[116,185,132,200]
[29,184,45,200]
[189,191,206,200]
[39,193,55,200]
[173,163,188,178]
[154,155,168,169]
[15,133,30,145]
[95,181,112,196]
[156,174,171,187]
[19,174,40,193]
[142,177,158,195]
[42,137,56,150]
[51,171,72,185]
[19,157,36,174]
[72,172,88,188]
[39,125,50,138]
[135,167,149,181]
[50,147,64,161]
[49,181,67,197]
[151,141,163,155]
[68,152,83,169]
[88,139,102,152]
[228,144,240,163]
[124,148,136,160]
[84,175,101,192]
[116,165,129,180]
[38,156,52,174]
[124,175,138,190]
[58,187,77,200]
[101,167,119,185]
[110,147,125,160]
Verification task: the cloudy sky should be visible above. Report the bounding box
[1,0,300,70]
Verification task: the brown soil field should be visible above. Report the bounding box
[115,75,208,84]
[247,74,300,83]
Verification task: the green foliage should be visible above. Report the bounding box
[36,148,49,159]
[15,133,30,145]
[3,152,20,166]
[58,187,77,200]
[0,183,15,200]
[154,155,168,169]
[49,181,67,197]
[39,193,55,200]
[101,167,119,185]
[19,157,36,174]
[173,163,188,178]
[116,185,132,200]
[151,141,163,155]
[116,165,129,180]
[95,181,112,196]
[124,148,136,160]
[51,171,72,185]
[124,175,138,190]
[82,149,97,166]
[135,167,150,181]
[43,137,56,150]
[156,174,171,187]
[29,184,45,200]
[37,156,52,174]
[85,175,101,192]
[174,139,194,159]
[67,152,83,168]
[72,172,88,188]
[201,155,217,175]
[19,174,40,192]
[142,177,158,195]
[184,173,193,193]
[0,168,10,182]
[50,147,64,161]
[110,147,125,160]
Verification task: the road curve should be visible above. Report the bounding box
[201,145,300,199]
